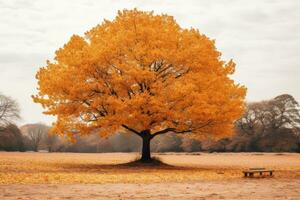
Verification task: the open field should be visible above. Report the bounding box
[0,152,300,199]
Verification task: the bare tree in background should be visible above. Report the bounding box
[267,94,300,134]
[44,133,59,152]
[232,94,300,152]
[236,94,300,136]
[0,93,20,127]
[25,124,48,152]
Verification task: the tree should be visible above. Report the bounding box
[232,94,300,152]
[33,9,246,162]
[268,94,300,134]
[0,93,20,127]
[0,124,24,151]
[43,133,59,152]
[180,137,202,152]
[236,94,300,137]
[21,124,49,152]
[151,133,183,152]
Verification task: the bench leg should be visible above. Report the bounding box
[270,171,273,176]
[260,172,262,176]
[249,172,254,177]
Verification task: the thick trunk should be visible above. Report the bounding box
[141,136,151,162]
[140,130,152,162]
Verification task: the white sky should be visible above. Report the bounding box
[0,0,299,125]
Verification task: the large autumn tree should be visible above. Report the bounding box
[33,9,246,162]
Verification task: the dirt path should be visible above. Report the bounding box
[1,178,299,200]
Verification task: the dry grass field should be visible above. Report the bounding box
[0,152,300,199]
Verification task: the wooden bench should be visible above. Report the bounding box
[243,168,274,177]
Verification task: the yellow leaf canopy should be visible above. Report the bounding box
[33,9,246,140]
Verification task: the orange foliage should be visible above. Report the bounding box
[33,9,246,140]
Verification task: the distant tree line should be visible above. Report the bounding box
[1,94,300,152]
[203,94,300,152]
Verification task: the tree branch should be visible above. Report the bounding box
[151,120,213,138]
[121,124,141,136]
[151,127,192,138]
[151,128,175,137]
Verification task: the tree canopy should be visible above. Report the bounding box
[33,9,246,161]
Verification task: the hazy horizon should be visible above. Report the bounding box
[0,0,299,125]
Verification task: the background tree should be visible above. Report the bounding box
[151,133,183,152]
[21,123,49,152]
[33,9,246,162]
[267,94,300,134]
[0,124,24,151]
[0,93,20,127]
[211,94,300,152]
[0,93,22,151]
[43,132,59,152]
[180,137,202,152]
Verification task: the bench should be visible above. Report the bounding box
[243,168,274,177]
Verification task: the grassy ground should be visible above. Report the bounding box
[0,152,300,199]
[0,152,299,184]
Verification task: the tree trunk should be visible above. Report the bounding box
[140,130,152,162]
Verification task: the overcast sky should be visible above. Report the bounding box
[0,0,299,125]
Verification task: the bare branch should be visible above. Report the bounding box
[0,93,20,126]
[121,124,141,136]
[151,120,213,138]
